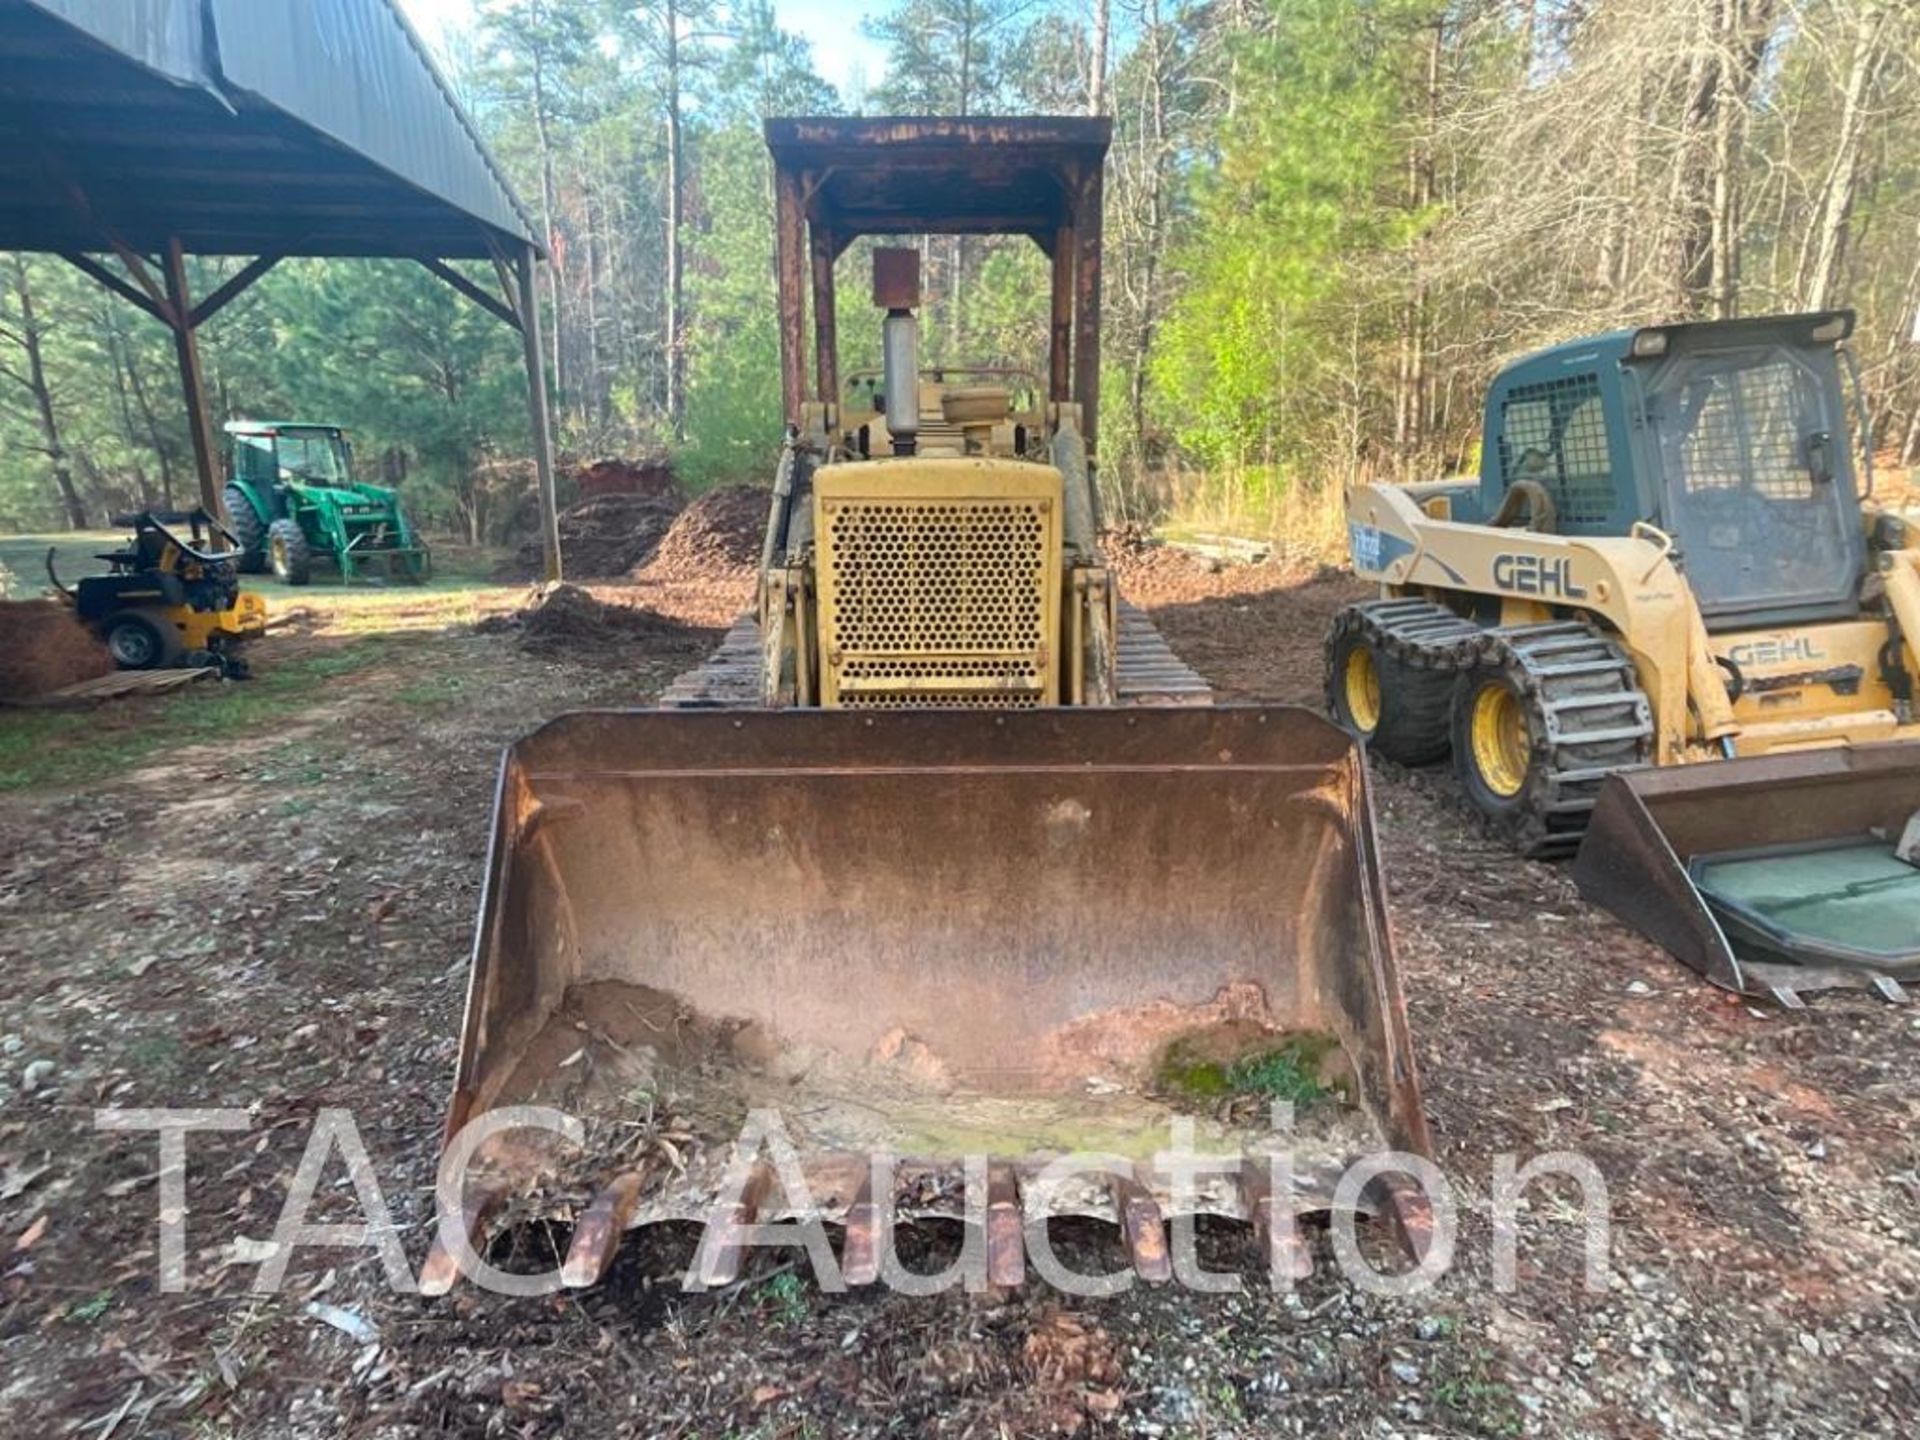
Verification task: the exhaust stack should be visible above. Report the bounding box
[874,248,920,456]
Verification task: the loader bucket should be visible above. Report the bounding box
[1572,742,1920,1005]
[427,707,1432,1293]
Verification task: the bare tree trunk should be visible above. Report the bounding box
[3,257,87,529]
[1088,0,1110,114]
[1396,13,1443,467]
[1125,0,1172,479]
[664,0,687,438]
[1802,0,1892,311]
[100,301,156,508]
[529,22,565,409]
[121,313,178,510]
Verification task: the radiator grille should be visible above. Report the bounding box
[815,471,1062,707]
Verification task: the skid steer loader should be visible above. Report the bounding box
[1325,310,1920,1004]
[425,119,1432,1297]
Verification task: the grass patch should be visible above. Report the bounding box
[1157,1030,1343,1105]
[0,642,384,793]
[393,669,480,708]
[1432,1345,1525,1437]
[65,1290,114,1324]
[759,1270,809,1328]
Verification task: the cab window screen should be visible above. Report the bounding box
[1497,373,1615,527]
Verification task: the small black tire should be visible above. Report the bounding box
[102,609,184,671]
[268,519,314,586]
[224,485,269,574]
[1324,621,1455,766]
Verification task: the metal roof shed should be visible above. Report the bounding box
[0,0,564,578]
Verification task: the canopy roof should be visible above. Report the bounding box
[0,0,538,259]
[763,116,1112,240]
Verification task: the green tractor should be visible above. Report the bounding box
[222,421,431,585]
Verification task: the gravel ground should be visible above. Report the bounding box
[1,543,1917,1439]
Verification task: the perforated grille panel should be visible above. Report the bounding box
[815,467,1062,708]
[1497,372,1617,528]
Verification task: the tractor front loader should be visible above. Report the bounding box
[425,119,1433,1297]
[1327,311,1920,1002]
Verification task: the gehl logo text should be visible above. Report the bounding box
[1493,553,1588,600]
[1725,636,1826,668]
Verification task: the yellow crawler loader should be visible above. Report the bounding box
[1327,311,1920,1004]
[426,119,1432,1295]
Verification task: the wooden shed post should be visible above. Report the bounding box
[1072,168,1105,458]
[517,244,562,583]
[1049,225,1074,404]
[161,238,224,519]
[775,165,809,427]
[810,223,839,407]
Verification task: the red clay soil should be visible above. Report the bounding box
[577,457,676,500]
[0,599,113,701]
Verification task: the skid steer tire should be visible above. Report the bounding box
[1324,601,1476,767]
[224,486,268,574]
[1449,624,1653,859]
[268,519,314,587]
[102,608,183,671]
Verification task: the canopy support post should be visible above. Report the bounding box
[774,166,808,428]
[810,224,838,407]
[161,238,224,520]
[1049,225,1074,405]
[515,244,562,584]
[425,247,558,581]
[63,239,287,522]
[1072,166,1105,460]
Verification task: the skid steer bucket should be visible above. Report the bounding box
[425,707,1432,1293]
[1573,742,1920,1006]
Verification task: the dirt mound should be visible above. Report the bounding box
[511,492,686,581]
[0,599,114,702]
[481,583,715,658]
[638,485,767,581]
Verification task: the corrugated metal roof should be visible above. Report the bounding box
[0,0,539,258]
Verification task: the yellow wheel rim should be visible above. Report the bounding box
[1343,645,1382,733]
[1470,682,1529,799]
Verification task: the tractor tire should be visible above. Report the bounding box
[1450,623,1653,859]
[1323,601,1478,766]
[268,519,314,587]
[224,485,268,574]
[102,608,184,671]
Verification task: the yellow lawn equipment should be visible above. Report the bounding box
[49,509,266,679]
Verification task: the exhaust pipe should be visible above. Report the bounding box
[874,248,920,457]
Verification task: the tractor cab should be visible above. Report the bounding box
[1477,311,1870,631]
[229,422,354,489]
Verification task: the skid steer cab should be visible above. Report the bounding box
[1328,310,1920,1004]
[51,510,267,678]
